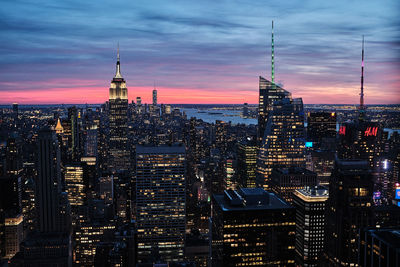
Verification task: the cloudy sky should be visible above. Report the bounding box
[0,0,399,104]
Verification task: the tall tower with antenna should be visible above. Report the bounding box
[359,36,366,121]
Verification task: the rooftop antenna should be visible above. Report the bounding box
[359,35,365,121]
[271,20,275,84]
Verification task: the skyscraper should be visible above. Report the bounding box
[153,88,157,106]
[36,127,63,233]
[108,46,130,172]
[257,21,292,144]
[324,159,374,265]
[307,111,336,151]
[135,145,186,263]
[11,127,72,266]
[257,98,306,189]
[211,188,296,266]
[68,106,81,161]
[293,186,328,266]
[237,138,257,188]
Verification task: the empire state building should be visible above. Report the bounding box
[108,46,130,172]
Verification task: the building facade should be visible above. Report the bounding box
[135,145,186,263]
[211,188,296,266]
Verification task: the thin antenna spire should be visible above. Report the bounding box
[114,42,122,78]
[271,20,275,84]
[359,35,365,120]
[117,42,120,62]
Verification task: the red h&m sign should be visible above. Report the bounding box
[364,127,378,137]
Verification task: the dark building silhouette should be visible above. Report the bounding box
[271,167,317,204]
[358,228,400,267]
[324,159,374,265]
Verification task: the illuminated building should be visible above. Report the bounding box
[225,158,236,190]
[74,221,116,266]
[359,228,400,267]
[81,156,97,196]
[324,159,374,265]
[308,150,335,186]
[65,165,85,227]
[258,77,291,145]
[135,145,186,263]
[99,175,114,205]
[237,138,257,188]
[257,98,306,189]
[4,214,23,259]
[55,117,64,135]
[108,46,130,172]
[215,120,227,156]
[84,125,98,158]
[293,186,328,266]
[270,168,317,204]
[165,105,172,115]
[211,188,295,266]
[65,165,85,207]
[5,135,22,176]
[258,22,292,144]
[306,111,336,151]
[153,89,157,106]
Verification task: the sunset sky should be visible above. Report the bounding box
[0,0,399,104]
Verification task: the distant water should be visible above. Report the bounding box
[181,108,257,125]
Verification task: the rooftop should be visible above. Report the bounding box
[213,188,292,212]
[367,228,400,249]
[136,144,185,154]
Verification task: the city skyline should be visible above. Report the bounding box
[1,0,399,105]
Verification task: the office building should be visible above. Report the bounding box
[271,167,317,204]
[68,106,81,160]
[108,46,130,172]
[293,186,328,266]
[236,138,257,188]
[136,145,186,263]
[36,127,64,233]
[359,228,400,267]
[257,98,306,189]
[211,188,295,266]
[306,111,336,150]
[153,89,157,106]
[74,220,116,266]
[4,214,23,260]
[324,159,374,265]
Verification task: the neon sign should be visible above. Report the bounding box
[339,126,346,135]
[364,127,378,137]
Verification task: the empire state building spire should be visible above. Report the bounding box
[115,43,122,78]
